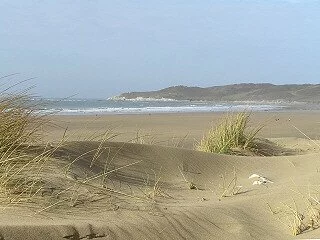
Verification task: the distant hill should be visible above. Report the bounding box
[116,83,320,103]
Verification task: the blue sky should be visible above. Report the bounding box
[1,0,319,98]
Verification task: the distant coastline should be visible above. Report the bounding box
[115,83,320,103]
[35,83,320,115]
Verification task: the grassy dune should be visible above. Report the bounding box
[1,89,320,239]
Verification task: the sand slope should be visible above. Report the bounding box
[1,140,320,239]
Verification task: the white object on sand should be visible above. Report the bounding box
[248,174,260,179]
[249,173,274,185]
[252,180,263,185]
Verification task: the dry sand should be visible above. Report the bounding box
[2,111,320,239]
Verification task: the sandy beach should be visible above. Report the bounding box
[3,0,320,238]
[2,111,320,239]
[46,111,320,147]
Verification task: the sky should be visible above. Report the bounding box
[1,0,319,98]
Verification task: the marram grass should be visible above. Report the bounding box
[196,111,263,155]
[0,90,50,203]
[0,86,148,210]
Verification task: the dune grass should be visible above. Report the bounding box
[0,93,45,149]
[0,88,143,210]
[196,111,264,155]
[0,89,54,204]
[268,193,320,236]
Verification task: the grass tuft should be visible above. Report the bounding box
[0,93,45,150]
[0,87,52,204]
[196,111,264,155]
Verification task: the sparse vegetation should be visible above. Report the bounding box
[196,111,264,155]
[140,168,169,201]
[266,125,320,236]
[130,129,156,145]
[267,192,320,236]
[130,129,189,148]
[208,167,243,200]
[0,87,53,204]
[178,166,199,190]
[218,167,242,200]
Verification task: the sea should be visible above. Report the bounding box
[34,97,285,115]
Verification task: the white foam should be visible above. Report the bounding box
[108,96,178,102]
[41,104,283,115]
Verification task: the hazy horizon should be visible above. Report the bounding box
[1,1,319,98]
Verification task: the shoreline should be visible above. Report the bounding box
[42,106,320,116]
[48,107,320,116]
[40,101,320,116]
[37,98,320,116]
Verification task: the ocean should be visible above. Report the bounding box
[35,98,284,115]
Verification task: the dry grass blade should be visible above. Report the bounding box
[139,168,170,201]
[178,166,198,190]
[218,167,242,200]
[291,124,320,149]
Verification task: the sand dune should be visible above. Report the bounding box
[1,141,320,239]
[1,112,320,239]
